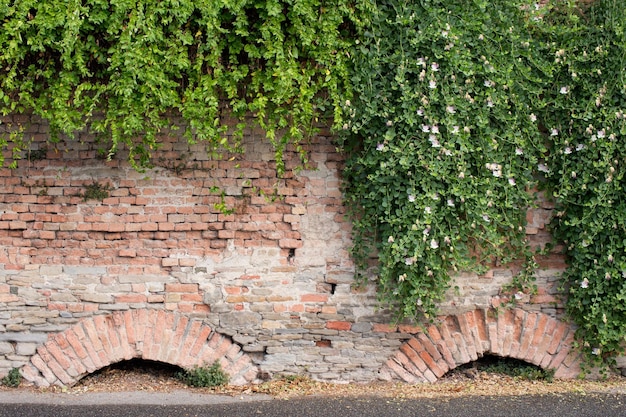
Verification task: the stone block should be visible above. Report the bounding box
[220,312,262,329]
[0,342,13,355]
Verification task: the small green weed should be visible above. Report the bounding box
[79,182,111,202]
[1,368,22,388]
[176,361,229,388]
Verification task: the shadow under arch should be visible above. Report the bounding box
[380,308,582,383]
[21,309,259,387]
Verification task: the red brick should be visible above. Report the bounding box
[165,283,198,293]
[115,294,147,304]
[300,294,329,303]
[419,348,446,378]
[399,344,428,373]
[518,312,538,358]
[384,357,421,383]
[118,248,137,257]
[326,321,352,331]
[373,323,398,333]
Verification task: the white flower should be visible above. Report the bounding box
[424,207,432,214]
[560,86,569,94]
[463,126,471,133]
[421,124,431,133]
[564,147,572,154]
[608,254,614,263]
[417,109,425,116]
[571,171,577,178]
[388,236,395,243]
[423,227,431,236]
[538,163,549,173]
[551,128,559,136]
[444,236,451,245]
[605,272,611,280]
[404,257,414,266]
[484,80,493,88]
[345,100,351,106]
[417,57,426,67]
[515,147,524,155]
[447,199,455,207]
[508,178,516,186]
[451,126,460,134]
[416,298,423,306]
[482,214,490,223]
[576,144,585,151]
[431,62,440,71]
[597,129,606,138]
[432,125,440,134]
[529,113,537,122]
[487,99,494,108]
[398,273,406,282]
[386,120,393,127]
[430,239,439,249]
[429,135,441,148]
[580,278,589,288]
[591,347,601,355]
[376,143,385,151]
[478,34,484,41]
[514,291,524,300]
[408,194,416,202]
[429,80,437,89]
[446,105,456,114]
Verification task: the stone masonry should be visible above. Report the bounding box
[0,114,585,386]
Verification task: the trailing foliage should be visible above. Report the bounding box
[339,0,547,320]
[1,368,21,388]
[539,0,626,368]
[341,0,626,369]
[0,0,367,172]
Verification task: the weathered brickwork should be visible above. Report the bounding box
[380,308,581,383]
[0,114,587,386]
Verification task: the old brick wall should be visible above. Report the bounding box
[0,114,578,386]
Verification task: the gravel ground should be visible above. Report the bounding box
[2,359,625,400]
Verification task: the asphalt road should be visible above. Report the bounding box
[0,392,625,417]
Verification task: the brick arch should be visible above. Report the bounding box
[380,308,582,383]
[20,310,259,387]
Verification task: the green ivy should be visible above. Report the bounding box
[339,0,547,320]
[0,0,368,172]
[539,0,626,368]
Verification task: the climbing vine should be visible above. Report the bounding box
[340,0,626,369]
[0,0,367,172]
[339,0,547,320]
[539,0,626,368]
